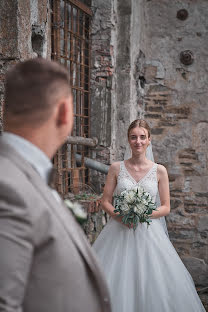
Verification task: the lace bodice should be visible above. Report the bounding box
[114,161,158,203]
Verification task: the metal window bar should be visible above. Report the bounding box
[51,0,92,196]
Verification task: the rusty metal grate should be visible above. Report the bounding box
[51,0,92,196]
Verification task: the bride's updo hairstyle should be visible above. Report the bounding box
[128,119,151,138]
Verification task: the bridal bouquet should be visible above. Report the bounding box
[114,186,157,230]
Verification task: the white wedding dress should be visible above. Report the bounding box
[93,161,205,312]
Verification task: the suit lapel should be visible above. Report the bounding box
[29,173,110,298]
[30,173,98,272]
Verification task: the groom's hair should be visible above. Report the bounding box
[4,57,71,126]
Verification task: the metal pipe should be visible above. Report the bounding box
[67,136,98,147]
[75,154,109,174]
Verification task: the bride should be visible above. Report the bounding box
[93,119,205,312]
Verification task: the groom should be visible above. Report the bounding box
[0,58,111,312]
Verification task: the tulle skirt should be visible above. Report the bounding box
[93,218,205,312]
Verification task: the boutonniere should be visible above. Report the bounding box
[64,199,87,225]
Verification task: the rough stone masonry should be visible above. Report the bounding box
[90,0,208,308]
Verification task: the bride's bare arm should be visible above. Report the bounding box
[101,162,122,220]
[151,164,170,219]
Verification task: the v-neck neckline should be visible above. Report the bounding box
[123,161,155,184]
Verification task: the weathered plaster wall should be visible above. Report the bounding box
[0,0,18,133]
[130,0,208,307]
[91,0,208,308]
[18,0,51,59]
[0,0,51,133]
[90,0,136,191]
[111,0,132,161]
[90,0,113,192]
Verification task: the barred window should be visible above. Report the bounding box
[51,0,92,196]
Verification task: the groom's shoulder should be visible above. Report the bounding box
[0,152,23,180]
[0,153,42,206]
[0,153,51,231]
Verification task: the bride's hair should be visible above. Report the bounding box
[128,119,151,138]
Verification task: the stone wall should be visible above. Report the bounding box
[90,0,137,191]
[0,0,51,133]
[89,0,113,193]
[0,0,18,133]
[137,1,208,304]
[91,0,208,308]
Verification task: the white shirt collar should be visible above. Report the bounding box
[2,132,53,184]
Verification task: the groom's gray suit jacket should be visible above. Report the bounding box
[0,138,111,312]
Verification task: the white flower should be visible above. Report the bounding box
[64,199,74,209]
[65,199,87,220]
[120,203,130,213]
[120,190,128,197]
[132,186,143,197]
[124,190,135,204]
[134,203,146,215]
[73,202,87,219]
[141,198,148,205]
[144,192,151,201]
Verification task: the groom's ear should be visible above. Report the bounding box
[55,96,72,127]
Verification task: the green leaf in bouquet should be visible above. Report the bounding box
[133,216,138,224]
[127,219,132,227]
[122,214,129,224]
[146,219,152,227]
[132,217,138,230]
